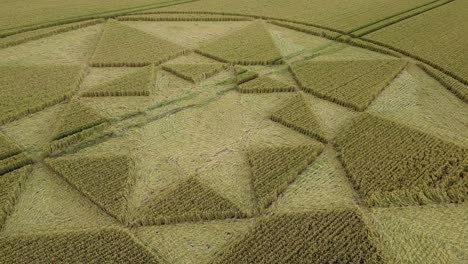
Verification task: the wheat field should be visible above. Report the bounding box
[0,0,467,263]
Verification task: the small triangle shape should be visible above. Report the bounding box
[135,177,244,225]
[271,94,327,142]
[234,66,258,84]
[90,19,186,66]
[162,63,226,82]
[290,59,407,111]
[238,75,295,93]
[82,65,154,97]
[248,144,322,210]
[199,22,283,65]
[52,101,108,141]
[45,154,134,219]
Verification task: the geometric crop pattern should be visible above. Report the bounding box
[1,12,467,264]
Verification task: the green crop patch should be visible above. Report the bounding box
[234,66,258,84]
[0,65,86,125]
[134,177,244,226]
[90,19,186,67]
[52,101,108,141]
[248,144,322,211]
[290,59,407,111]
[211,209,383,263]
[82,65,154,97]
[198,21,283,65]
[238,75,295,93]
[271,94,327,143]
[162,63,227,82]
[0,227,164,263]
[336,114,468,207]
[0,166,31,230]
[45,154,135,219]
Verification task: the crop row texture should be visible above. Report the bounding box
[248,144,322,211]
[238,75,295,94]
[82,65,154,97]
[210,210,383,263]
[0,65,86,125]
[271,94,327,143]
[133,177,244,226]
[290,59,407,111]
[46,154,135,220]
[335,114,468,207]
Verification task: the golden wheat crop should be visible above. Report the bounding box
[335,114,468,207]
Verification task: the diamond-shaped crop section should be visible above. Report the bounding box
[45,154,135,220]
[335,114,468,207]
